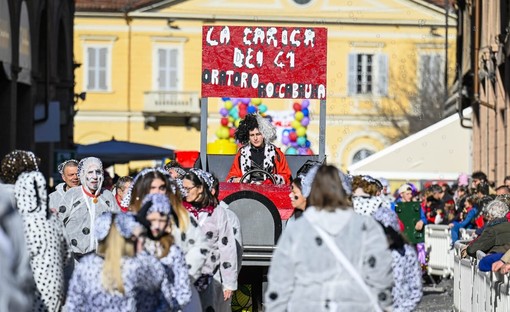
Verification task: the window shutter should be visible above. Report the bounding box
[377,54,388,96]
[348,53,357,95]
[169,49,178,89]
[158,49,166,90]
[87,47,95,90]
[98,48,107,90]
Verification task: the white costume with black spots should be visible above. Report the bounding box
[58,187,119,255]
[219,200,243,274]
[265,207,393,311]
[172,216,210,281]
[352,195,384,216]
[391,245,422,312]
[48,182,66,211]
[14,172,69,312]
[193,205,238,312]
[234,144,287,184]
[144,242,192,309]
[66,252,174,311]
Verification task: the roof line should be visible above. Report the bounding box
[348,107,472,172]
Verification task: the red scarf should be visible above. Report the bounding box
[116,194,128,212]
[183,201,215,219]
[82,186,100,203]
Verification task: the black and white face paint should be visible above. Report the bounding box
[85,164,102,192]
[78,157,104,195]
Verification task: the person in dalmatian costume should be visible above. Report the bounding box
[182,168,238,312]
[66,212,175,311]
[58,157,119,259]
[49,159,80,214]
[226,113,292,185]
[15,170,70,312]
[137,193,192,311]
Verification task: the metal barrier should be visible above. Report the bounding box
[424,224,454,277]
[453,241,510,312]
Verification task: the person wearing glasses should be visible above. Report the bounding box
[226,114,291,185]
[182,169,238,312]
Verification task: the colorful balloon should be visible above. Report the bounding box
[219,107,228,117]
[286,147,298,155]
[301,99,310,109]
[295,111,304,121]
[247,106,257,114]
[297,136,306,147]
[302,108,309,117]
[241,98,251,104]
[296,126,306,137]
[293,102,301,112]
[229,127,236,138]
[289,132,298,142]
[221,117,229,126]
[225,100,233,110]
[222,97,231,101]
[301,117,310,126]
[291,120,301,129]
[282,129,290,137]
[282,136,290,145]
[251,98,262,106]
[258,104,268,113]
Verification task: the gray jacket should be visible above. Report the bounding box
[0,185,35,312]
[265,207,393,312]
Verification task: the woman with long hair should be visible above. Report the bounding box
[122,168,208,311]
[265,164,393,311]
[182,169,238,312]
[136,193,192,310]
[66,212,173,311]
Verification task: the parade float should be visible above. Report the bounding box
[200,25,327,310]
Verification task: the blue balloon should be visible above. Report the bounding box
[286,147,298,155]
[282,129,290,137]
[297,137,306,147]
[305,140,311,148]
[302,108,309,117]
[222,97,231,101]
[247,106,257,114]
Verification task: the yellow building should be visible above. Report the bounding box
[74,0,456,176]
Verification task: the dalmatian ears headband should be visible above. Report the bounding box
[141,193,172,215]
[95,212,141,241]
[58,159,79,175]
[121,168,182,208]
[301,165,352,198]
[373,207,400,232]
[188,168,214,190]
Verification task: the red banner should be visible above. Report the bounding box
[201,26,327,100]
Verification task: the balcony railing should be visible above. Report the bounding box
[144,91,200,114]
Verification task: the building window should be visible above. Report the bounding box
[155,47,179,91]
[85,46,110,91]
[352,148,375,164]
[348,53,388,96]
[418,53,444,94]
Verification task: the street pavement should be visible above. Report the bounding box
[416,277,454,312]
